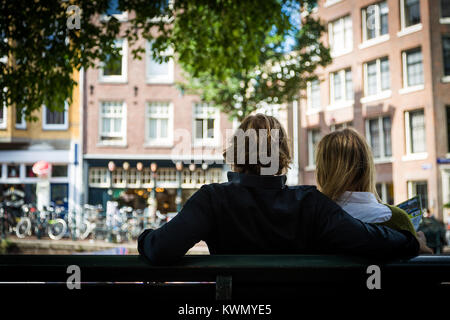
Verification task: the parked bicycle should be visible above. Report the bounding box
[15,203,37,238]
[107,205,132,243]
[0,188,25,238]
[12,200,177,243]
[78,204,104,240]
[123,208,143,241]
[15,205,67,240]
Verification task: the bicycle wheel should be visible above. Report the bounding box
[15,217,32,238]
[48,219,67,240]
[78,221,91,240]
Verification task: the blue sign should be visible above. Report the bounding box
[437,158,450,164]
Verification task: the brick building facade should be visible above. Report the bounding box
[298,0,450,222]
[81,11,234,212]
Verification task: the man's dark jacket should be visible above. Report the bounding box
[138,172,419,264]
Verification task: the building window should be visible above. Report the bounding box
[330,121,352,132]
[408,180,428,209]
[333,72,342,101]
[400,0,421,29]
[193,103,219,145]
[0,105,6,129]
[149,0,174,23]
[402,48,423,88]
[328,15,353,56]
[7,164,20,178]
[88,168,109,187]
[52,165,68,178]
[376,182,394,204]
[307,129,321,167]
[146,41,174,84]
[405,109,426,154]
[99,101,126,145]
[102,0,128,21]
[443,36,450,77]
[15,108,26,129]
[42,103,68,130]
[25,165,37,178]
[307,80,321,110]
[366,116,392,159]
[330,69,353,104]
[362,1,389,42]
[146,101,173,145]
[99,39,127,83]
[364,57,390,97]
[442,0,450,19]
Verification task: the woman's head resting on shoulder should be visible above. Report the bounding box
[223,113,291,176]
[315,128,380,202]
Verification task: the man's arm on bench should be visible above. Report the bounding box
[309,190,420,259]
[138,185,213,265]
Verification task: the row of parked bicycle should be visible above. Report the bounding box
[0,199,171,243]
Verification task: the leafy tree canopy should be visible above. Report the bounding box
[1,0,329,121]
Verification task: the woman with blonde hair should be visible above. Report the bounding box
[315,128,416,235]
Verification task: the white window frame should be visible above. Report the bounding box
[362,1,389,43]
[328,15,353,57]
[404,109,427,159]
[99,39,128,83]
[146,40,174,84]
[363,57,391,100]
[88,167,110,188]
[101,11,128,22]
[0,104,6,130]
[5,163,21,180]
[145,101,174,147]
[329,68,353,109]
[443,36,450,82]
[399,0,422,34]
[324,0,343,7]
[307,80,321,112]
[330,121,351,132]
[98,101,127,146]
[307,128,320,168]
[441,0,450,23]
[148,0,175,23]
[377,182,393,204]
[42,102,69,131]
[407,180,428,208]
[193,103,220,147]
[0,162,69,184]
[15,108,26,130]
[365,116,393,162]
[401,48,424,93]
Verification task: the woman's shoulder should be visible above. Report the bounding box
[338,201,392,223]
[385,204,410,217]
[381,204,417,235]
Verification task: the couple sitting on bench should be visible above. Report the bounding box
[138,114,432,264]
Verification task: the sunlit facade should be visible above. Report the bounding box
[298,0,450,222]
